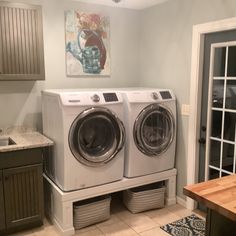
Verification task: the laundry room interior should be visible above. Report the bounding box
[0,0,236,236]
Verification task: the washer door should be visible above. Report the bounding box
[69,107,125,166]
[134,104,175,156]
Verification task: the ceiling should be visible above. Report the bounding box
[72,0,169,10]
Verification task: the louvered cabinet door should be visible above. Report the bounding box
[3,164,43,229]
[0,170,5,231]
[0,2,44,80]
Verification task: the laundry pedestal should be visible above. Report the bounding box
[44,168,177,236]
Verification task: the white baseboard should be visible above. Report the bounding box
[176,196,187,208]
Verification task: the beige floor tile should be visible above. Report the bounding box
[167,204,192,218]
[76,228,104,236]
[144,207,180,226]
[33,225,60,236]
[118,213,158,233]
[75,225,98,234]
[98,221,138,236]
[139,226,170,236]
[115,207,143,220]
[144,207,167,218]
[96,214,122,227]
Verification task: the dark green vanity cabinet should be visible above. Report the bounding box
[0,148,44,235]
[0,170,5,232]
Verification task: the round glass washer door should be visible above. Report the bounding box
[133,103,175,156]
[69,107,125,167]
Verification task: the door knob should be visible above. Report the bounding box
[198,138,206,144]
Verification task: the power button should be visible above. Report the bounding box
[91,94,100,102]
[151,92,159,100]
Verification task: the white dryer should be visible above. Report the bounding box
[42,90,125,191]
[122,89,176,178]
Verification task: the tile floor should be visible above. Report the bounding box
[11,196,206,236]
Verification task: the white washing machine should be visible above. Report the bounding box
[42,90,125,191]
[122,89,176,178]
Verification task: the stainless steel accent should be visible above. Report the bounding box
[91,94,100,102]
[151,92,159,100]
[133,104,175,156]
[69,107,125,167]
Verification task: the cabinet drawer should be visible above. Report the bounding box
[3,164,43,229]
[0,148,42,169]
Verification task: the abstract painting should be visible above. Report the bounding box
[65,10,110,76]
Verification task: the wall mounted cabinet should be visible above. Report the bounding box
[0,2,45,80]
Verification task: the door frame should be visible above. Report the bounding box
[187,17,236,210]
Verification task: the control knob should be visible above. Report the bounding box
[151,92,159,100]
[91,94,100,102]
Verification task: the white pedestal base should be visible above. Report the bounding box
[44,168,177,236]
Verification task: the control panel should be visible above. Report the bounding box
[103,93,118,102]
[160,91,172,100]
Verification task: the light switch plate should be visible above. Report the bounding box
[181,104,190,116]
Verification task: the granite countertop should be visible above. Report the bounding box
[0,131,53,152]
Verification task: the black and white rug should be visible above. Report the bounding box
[160,214,205,236]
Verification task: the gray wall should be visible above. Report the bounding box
[140,0,236,199]
[3,0,236,201]
[0,0,140,131]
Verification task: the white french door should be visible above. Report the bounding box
[205,41,236,180]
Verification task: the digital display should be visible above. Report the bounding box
[103,93,118,102]
[160,91,172,99]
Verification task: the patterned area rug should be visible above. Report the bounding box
[160,214,205,236]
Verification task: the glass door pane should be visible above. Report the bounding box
[212,80,224,108]
[227,46,236,76]
[213,47,226,77]
[206,42,236,180]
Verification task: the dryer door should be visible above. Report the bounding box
[69,107,125,166]
[134,104,175,156]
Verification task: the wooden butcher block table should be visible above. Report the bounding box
[184,174,236,236]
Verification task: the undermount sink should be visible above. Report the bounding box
[0,137,16,146]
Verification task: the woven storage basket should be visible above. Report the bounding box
[123,182,165,213]
[73,195,111,229]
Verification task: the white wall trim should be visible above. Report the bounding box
[187,17,236,210]
[176,196,187,208]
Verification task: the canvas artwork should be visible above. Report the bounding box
[65,10,110,76]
